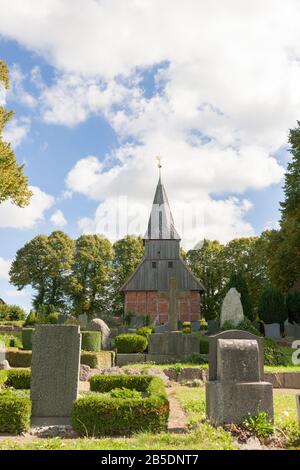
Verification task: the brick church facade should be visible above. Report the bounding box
[121,175,204,324]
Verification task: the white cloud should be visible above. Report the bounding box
[4,289,26,298]
[3,116,30,148]
[0,186,54,229]
[0,258,11,280]
[2,0,300,241]
[8,64,37,108]
[50,209,67,227]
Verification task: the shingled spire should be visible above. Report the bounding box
[145,176,180,240]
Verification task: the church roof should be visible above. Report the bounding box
[145,177,180,240]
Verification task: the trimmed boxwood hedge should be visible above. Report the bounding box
[5,369,31,389]
[0,390,31,434]
[114,333,148,353]
[80,351,115,369]
[81,331,101,352]
[5,348,32,367]
[22,327,35,350]
[199,335,209,354]
[72,375,169,436]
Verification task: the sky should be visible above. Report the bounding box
[0,0,300,311]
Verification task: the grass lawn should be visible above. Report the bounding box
[264,365,300,373]
[122,363,208,371]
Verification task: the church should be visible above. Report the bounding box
[121,171,205,324]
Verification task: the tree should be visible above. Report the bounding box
[69,235,113,318]
[227,271,254,321]
[9,231,74,312]
[186,240,226,320]
[258,287,287,324]
[111,235,144,316]
[0,60,32,206]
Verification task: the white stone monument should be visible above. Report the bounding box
[220,287,244,328]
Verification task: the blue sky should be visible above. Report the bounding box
[0,0,299,311]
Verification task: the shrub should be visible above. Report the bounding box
[0,370,8,386]
[0,304,26,321]
[263,337,292,366]
[258,288,287,324]
[24,311,37,327]
[200,319,208,331]
[0,390,31,434]
[243,411,274,438]
[0,334,22,349]
[114,333,148,353]
[73,375,168,436]
[5,369,31,389]
[80,351,114,369]
[110,388,142,399]
[199,335,209,354]
[286,291,300,324]
[221,318,262,336]
[48,312,59,324]
[22,328,35,350]
[182,322,191,334]
[81,331,101,352]
[186,353,209,365]
[227,271,254,321]
[5,349,32,368]
[136,326,154,339]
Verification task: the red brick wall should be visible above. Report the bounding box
[125,291,200,323]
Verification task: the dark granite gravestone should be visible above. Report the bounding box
[30,325,81,418]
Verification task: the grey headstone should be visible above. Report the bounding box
[148,331,199,359]
[285,323,300,339]
[264,323,281,338]
[217,339,260,383]
[220,287,244,327]
[90,318,111,349]
[0,359,10,370]
[30,325,81,418]
[207,319,219,335]
[191,321,200,332]
[208,330,264,381]
[155,323,169,333]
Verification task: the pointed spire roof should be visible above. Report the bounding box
[145,176,180,240]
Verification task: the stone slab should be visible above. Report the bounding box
[116,353,147,367]
[264,372,300,389]
[209,331,264,381]
[206,381,274,425]
[217,339,260,383]
[264,323,281,338]
[30,325,81,418]
[148,331,199,357]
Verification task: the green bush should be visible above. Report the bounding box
[80,351,114,369]
[0,370,8,386]
[221,318,262,336]
[199,335,209,354]
[136,326,154,338]
[182,322,191,334]
[5,369,31,389]
[81,331,101,352]
[243,411,274,438]
[114,333,148,353]
[110,387,142,399]
[287,291,300,324]
[263,337,292,366]
[258,288,287,324]
[186,353,209,364]
[227,271,254,321]
[24,311,37,326]
[73,375,169,436]
[0,334,22,349]
[5,349,32,368]
[48,312,59,324]
[200,319,208,331]
[0,304,26,321]
[22,328,35,350]
[0,390,31,434]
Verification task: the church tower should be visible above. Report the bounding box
[121,171,204,324]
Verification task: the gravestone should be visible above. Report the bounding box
[207,319,219,335]
[148,277,199,361]
[155,323,169,333]
[208,330,264,381]
[220,288,244,327]
[90,318,111,350]
[206,337,273,425]
[78,313,88,326]
[264,323,281,339]
[285,322,300,339]
[30,325,81,418]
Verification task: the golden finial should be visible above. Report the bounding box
[156,155,162,179]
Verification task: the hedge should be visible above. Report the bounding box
[22,328,35,350]
[136,326,154,339]
[5,369,31,389]
[258,288,287,324]
[73,375,169,436]
[114,333,148,353]
[80,351,115,369]
[5,348,32,368]
[81,331,101,352]
[0,370,8,386]
[0,390,31,434]
[199,335,209,354]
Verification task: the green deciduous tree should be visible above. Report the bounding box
[0,60,32,206]
[69,234,113,318]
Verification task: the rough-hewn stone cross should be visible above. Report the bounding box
[158,277,190,331]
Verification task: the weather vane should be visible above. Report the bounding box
[156,155,162,178]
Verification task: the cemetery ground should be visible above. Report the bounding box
[0,363,299,450]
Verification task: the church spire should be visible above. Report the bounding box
[145,158,180,240]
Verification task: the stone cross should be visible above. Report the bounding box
[158,277,189,332]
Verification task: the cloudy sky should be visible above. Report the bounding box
[0,0,300,310]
